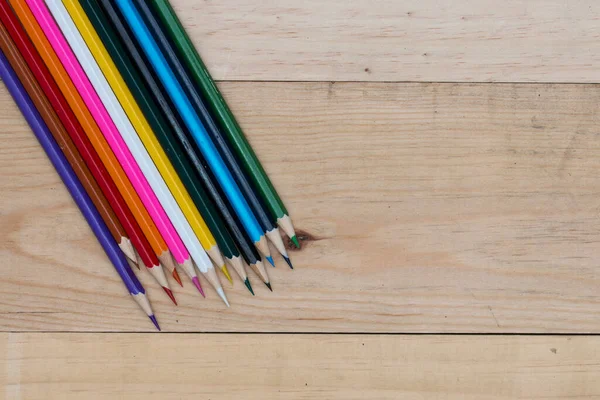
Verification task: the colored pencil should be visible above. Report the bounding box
[0,48,159,330]
[113,0,273,268]
[25,0,203,294]
[134,0,293,268]
[148,0,300,249]
[64,0,232,288]
[94,0,270,291]
[47,0,228,306]
[80,0,258,294]
[0,2,138,263]
[11,0,185,288]
[0,3,176,305]
[134,0,292,268]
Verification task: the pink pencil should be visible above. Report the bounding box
[25,0,202,293]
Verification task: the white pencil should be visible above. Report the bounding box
[46,0,228,306]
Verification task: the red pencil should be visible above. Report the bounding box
[0,1,176,304]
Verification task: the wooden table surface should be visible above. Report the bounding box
[1,0,600,398]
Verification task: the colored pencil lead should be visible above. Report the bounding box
[220,263,233,285]
[217,287,230,308]
[266,256,275,267]
[291,235,301,249]
[175,258,201,291]
[163,287,177,305]
[265,282,273,292]
[191,276,205,297]
[149,314,160,331]
[197,263,229,305]
[171,268,183,287]
[131,292,159,330]
[141,254,174,303]
[283,256,294,270]
[244,278,255,296]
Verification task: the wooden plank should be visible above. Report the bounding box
[0,333,599,399]
[170,0,600,83]
[2,82,600,333]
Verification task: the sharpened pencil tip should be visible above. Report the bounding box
[172,269,183,287]
[283,256,294,269]
[192,276,205,297]
[221,264,233,285]
[163,287,177,305]
[217,287,230,307]
[265,282,273,292]
[266,256,275,267]
[149,315,160,331]
[244,278,255,295]
[291,235,300,248]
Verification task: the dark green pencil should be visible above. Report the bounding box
[91,0,272,290]
[80,0,256,293]
[135,0,293,268]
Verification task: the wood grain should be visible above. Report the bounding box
[2,81,600,332]
[168,0,600,83]
[0,333,598,399]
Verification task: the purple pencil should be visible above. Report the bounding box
[0,48,160,331]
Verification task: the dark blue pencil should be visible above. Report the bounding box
[0,48,160,331]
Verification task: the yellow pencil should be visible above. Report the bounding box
[64,0,232,283]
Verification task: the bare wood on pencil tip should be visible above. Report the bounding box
[277,215,297,243]
[254,235,271,259]
[175,258,197,281]
[146,262,171,291]
[157,250,176,273]
[248,259,270,285]
[205,245,226,273]
[118,236,136,261]
[226,255,248,286]
[265,227,289,258]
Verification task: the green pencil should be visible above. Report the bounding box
[147,0,300,248]
[80,0,254,294]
